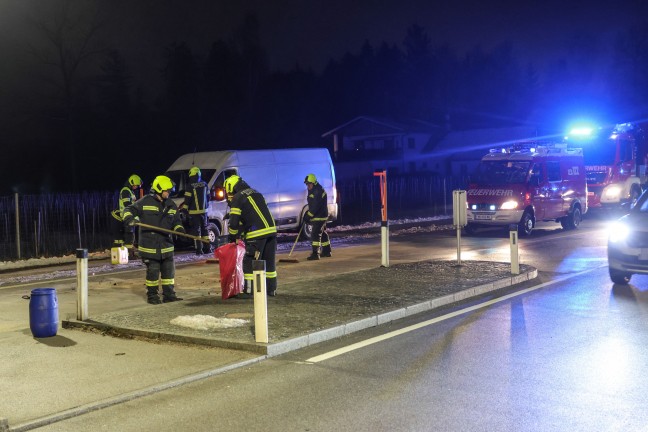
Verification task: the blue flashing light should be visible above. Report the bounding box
[569,127,593,136]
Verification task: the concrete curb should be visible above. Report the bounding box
[63,268,538,358]
[266,268,537,357]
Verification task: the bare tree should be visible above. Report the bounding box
[27,0,107,190]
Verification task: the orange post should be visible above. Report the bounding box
[373,170,389,267]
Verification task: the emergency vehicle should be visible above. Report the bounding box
[564,123,647,211]
[465,144,588,236]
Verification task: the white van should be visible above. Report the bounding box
[165,148,338,245]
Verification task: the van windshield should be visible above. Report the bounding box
[474,161,531,185]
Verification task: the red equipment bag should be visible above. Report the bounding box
[214,241,245,300]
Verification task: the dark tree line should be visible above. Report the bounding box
[4,4,648,194]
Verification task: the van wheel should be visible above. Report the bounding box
[302,222,313,241]
[207,223,221,247]
[562,206,582,230]
[519,211,533,236]
[609,268,631,285]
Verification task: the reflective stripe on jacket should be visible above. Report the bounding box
[183,180,209,215]
[306,182,328,222]
[111,185,136,221]
[122,194,184,259]
[228,188,277,240]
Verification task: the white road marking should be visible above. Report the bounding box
[305,265,605,363]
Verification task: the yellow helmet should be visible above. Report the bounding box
[189,166,201,177]
[152,175,175,194]
[224,175,240,195]
[304,173,317,184]
[128,174,143,187]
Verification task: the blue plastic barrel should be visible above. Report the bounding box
[29,288,59,338]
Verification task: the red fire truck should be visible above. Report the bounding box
[465,144,588,236]
[564,123,647,211]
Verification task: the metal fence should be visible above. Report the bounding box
[0,174,466,261]
[0,192,116,262]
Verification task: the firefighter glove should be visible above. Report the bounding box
[228,234,237,243]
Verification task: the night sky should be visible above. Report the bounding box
[1,0,647,193]
[2,0,643,93]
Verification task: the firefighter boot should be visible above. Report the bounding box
[321,246,332,258]
[147,287,161,305]
[162,286,183,303]
[307,246,320,261]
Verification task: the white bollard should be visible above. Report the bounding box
[380,221,389,267]
[509,225,520,275]
[253,260,269,343]
[76,248,88,320]
[456,226,462,265]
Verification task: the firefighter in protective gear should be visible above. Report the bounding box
[181,166,210,255]
[123,175,185,305]
[225,175,278,296]
[110,174,143,255]
[304,173,331,260]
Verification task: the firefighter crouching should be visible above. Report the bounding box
[110,174,143,258]
[123,175,185,305]
[224,175,278,297]
[180,166,211,255]
[304,173,331,260]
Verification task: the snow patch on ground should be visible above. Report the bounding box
[170,314,248,330]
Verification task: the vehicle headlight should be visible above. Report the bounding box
[500,200,518,210]
[603,185,622,200]
[608,221,630,243]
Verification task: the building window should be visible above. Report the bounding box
[409,162,416,172]
[408,138,415,149]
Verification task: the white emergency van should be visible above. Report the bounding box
[165,148,338,245]
[466,144,588,236]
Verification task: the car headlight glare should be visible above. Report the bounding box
[603,185,622,199]
[500,200,518,210]
[608,221,630,243]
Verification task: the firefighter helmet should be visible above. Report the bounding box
[128,174,143,187]
[304,173,317,184]
[224,175,241,195]
[189,166,201,177]
[151,175,175,194]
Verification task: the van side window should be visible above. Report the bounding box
[546,161,561,182]
[214,169,238,189]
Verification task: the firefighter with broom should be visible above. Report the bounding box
[224,175,278,297]
[123,175,185,305]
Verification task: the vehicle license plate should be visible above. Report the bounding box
[475,214,492,220]
[640,249,648,261]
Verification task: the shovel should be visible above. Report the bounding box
[134,222,211,243]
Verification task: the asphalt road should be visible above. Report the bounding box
[17,217,648,432]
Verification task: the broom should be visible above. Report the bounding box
[279,223,304,263]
